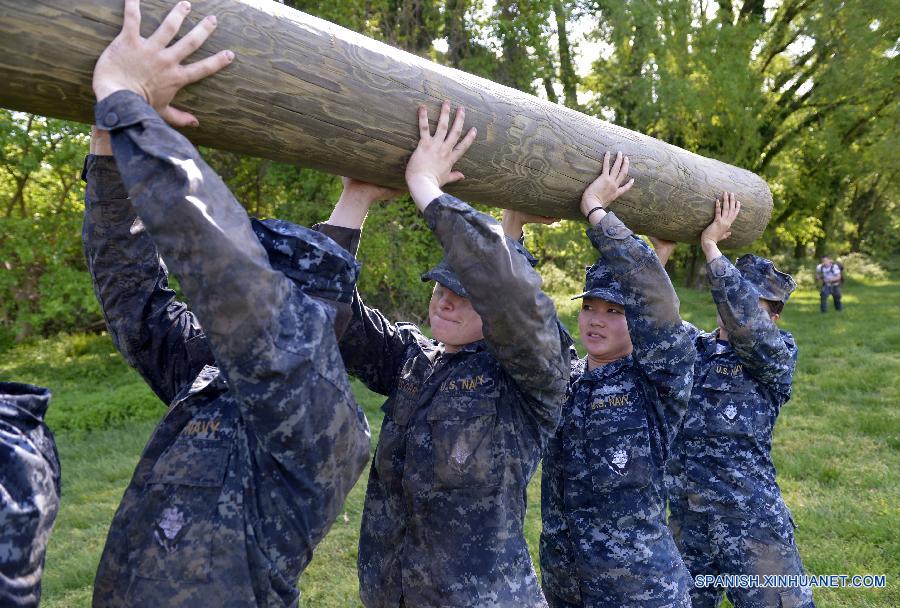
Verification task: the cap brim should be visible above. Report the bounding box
[421,269,468,298]
[570,289,626,307]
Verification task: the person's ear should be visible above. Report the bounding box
[770,312,780,323]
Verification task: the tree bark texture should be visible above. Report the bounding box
[0,0,773,245]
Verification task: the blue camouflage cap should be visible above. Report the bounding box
[735,253,796,303]
[250,218,361,304]
[421,236,537,299]
[421,257,469,298]
[571,259,626,307]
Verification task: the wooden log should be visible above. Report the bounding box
[0,0,773,246]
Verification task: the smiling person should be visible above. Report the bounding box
[84,1,371,606]
[658,195,815,608]
[319,102,569,607]
[539,152,695,608]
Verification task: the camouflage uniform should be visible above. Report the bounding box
[540,213,695,608]
[666,254,814,608]
[84,91,371,607]
[319,195,569,607]
[0,382,60,608]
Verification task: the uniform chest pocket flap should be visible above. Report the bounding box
[427,398,499,490]
[129,439,231,583]
[588,407,653,493]
[699,378,770,438]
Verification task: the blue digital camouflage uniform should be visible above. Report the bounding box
[666,254,814,608]
[319,195,569,608]
[0,382,60,608]
[83,91,371,607]
[540,212,695,608]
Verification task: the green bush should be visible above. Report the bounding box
[839,252,888,281]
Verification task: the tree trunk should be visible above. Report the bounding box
[0,0,773,245]
[685,244,706,290]
[553,0,579,109]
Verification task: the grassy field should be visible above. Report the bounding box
[2,277,897,607]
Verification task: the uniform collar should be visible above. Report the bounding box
[576,353,634,382]
[439,339,488,358]
[697,330,733,356]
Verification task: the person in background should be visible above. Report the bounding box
[815,255,844,313]
[0,382,61,608]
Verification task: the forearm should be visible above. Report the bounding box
[82,154,210,404]
[82,154,154,358]
[315,222,415,394]
[326,192,372,230]
[501,212,526,241]
[701,239,723,263]
[653,242,675,267]
[407,176,444,213]
[707,256,792,382]
[97,90,286,365]
[586,213,682,329]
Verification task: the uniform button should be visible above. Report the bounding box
[103,112,119,127]
[606,228,617,236]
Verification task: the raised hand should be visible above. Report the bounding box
[579,151,635,223]
[700,192,741,247]
[92,0,234,127]
[405,101,478,211]
[700,191,741,262]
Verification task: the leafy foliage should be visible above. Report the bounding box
[0,0,897,347]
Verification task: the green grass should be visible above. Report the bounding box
[2,277,897,607]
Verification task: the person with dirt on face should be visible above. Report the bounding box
[322,101,570,608]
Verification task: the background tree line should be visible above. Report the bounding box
[1,0,896,349]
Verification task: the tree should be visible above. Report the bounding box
[578,0,898,281]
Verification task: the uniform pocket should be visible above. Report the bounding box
[588,408,653,493]
[428,399,499,489]
[128,438,230,583]
[699,380,769,439]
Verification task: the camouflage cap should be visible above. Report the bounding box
[421,258,469,298]
[421,236,540,299]
[735,253,796,303]
[251,218,361,304]
[571,259,626,307]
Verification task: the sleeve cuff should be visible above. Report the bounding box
[314,223,362,257]
[94,90,159,131]
[586,211,633,244]
[422,193,470,231]
[706,255,738,281]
